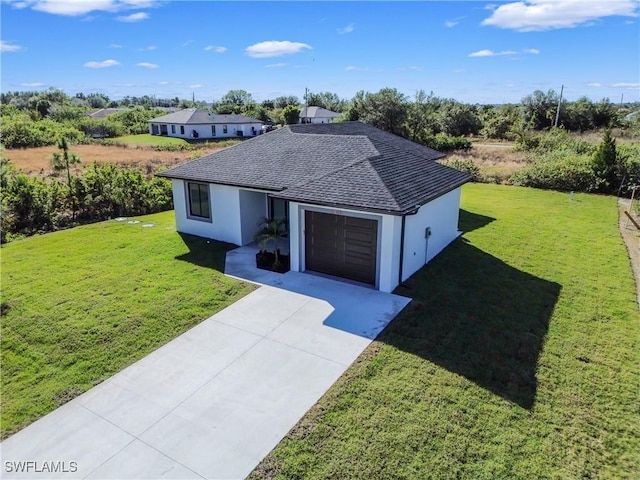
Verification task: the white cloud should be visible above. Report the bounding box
[345,66,368,71]
[469,49,512,57]
[469,48,539,57]
[586,82,602,87]
[245,40,312,58]
[337,23,355,34]
[136,62,158,69]
[265,63,287,68]
[204,45,227,53]
[398,66,424,71]
[0,40,23,52]
[612,82,640,89]
[84,59,120,68]
[18,0,155,17]
[188,84,203,89]
[182,40,194,47]
[117,11,148,22]
[137,45,157,51]
[158,81,170,85]
[482,0,639,32]
[453,68,465,74]
[444,20,459,27]
[109,43,123,48]
[20,82,44,87]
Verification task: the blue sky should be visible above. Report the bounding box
[1,0,639,104]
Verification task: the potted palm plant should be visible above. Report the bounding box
[254,217,289,273]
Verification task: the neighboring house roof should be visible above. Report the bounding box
[149,108,262,125]
[158,122,471,215]
[87,108,126,119]
[299,106,341,119]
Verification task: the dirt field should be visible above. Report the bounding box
[5,144,223,176]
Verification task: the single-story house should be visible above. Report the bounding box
[87,108,126,119]
[158,122,471,292]
[299,106,341,124]
[148,108,263,139]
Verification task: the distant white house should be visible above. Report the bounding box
[148,108,263,139]
[299,106,341,124]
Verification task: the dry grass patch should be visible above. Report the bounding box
[448,143,529,183]
[5,144,223,177]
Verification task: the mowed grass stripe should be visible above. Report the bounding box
[1,211,255,439]
[251,184,639,480]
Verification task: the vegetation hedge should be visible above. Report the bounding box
[1,159,172,242]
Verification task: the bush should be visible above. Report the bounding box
[510,152,599,192]
[0,115,86,148]
[421,134,472,152]
[441,158,480,181]
[514,128,595,155]
[0,160,173,241]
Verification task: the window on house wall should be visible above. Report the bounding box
[180,125,185,135]
[171,125,176,133]
[186,182,211,220]
[212,125,216,136]
[223,125,228,134]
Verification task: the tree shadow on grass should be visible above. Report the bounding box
[174,233,238,272]
[390,213,559,410]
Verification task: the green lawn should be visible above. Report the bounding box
[0,211,255,439]
[252,184,639,479]
[112,134,190,146]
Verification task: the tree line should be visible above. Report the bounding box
[1,87,637,150]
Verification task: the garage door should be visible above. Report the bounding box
[305,211,378,285]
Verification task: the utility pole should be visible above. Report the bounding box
[620,93,624,107]
[554,84,564,127]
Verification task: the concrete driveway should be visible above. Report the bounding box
[1,248,410,479]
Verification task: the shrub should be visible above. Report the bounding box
[421,134,472,152]
[510,152,599,192]
[0,160,173,241]
[514,128,595,155]
[441,158,480,181]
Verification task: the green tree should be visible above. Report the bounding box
[349,88,408,135]
[305,91,345,112]
[281,105,300,125]
[437,101,482,137]
[593,128,618,193]
[274,95,299,109]
[521,89,560,130]
[51,137,81,218]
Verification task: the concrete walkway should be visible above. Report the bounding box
[1,247,410,479]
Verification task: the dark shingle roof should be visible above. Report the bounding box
[149,108,262,125]
[158,122,471,215]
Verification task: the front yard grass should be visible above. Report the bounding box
[252,184,639,479]
[0,211,255,439]
[112,134,190,146]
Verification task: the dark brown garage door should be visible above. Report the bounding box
[305,211,378,285]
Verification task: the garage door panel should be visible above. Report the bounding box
[305,211,377,286]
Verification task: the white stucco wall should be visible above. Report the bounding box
[172,180,238,245]
[172,180,269,245]
[401,187,462,282]
[239,189,268,245]
[150,123,262,139]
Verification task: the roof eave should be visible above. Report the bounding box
[155,172,284,192]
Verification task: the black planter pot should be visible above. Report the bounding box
[256,251,290,273]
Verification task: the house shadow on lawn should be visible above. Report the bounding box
[458,208,496,233]
[175,233,237,272]
[390,214,560,410]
